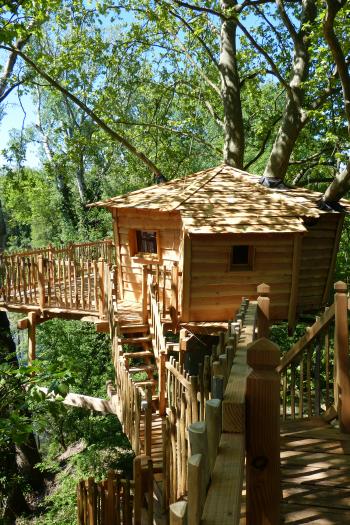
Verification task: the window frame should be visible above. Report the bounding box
[229,244,254,271]
[129,229,160,262]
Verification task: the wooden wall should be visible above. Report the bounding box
[186,233,295,322]
[113,209,182,303]
[297,213,343,313]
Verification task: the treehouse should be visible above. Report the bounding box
[91,164,350,329]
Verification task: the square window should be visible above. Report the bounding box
[129,229,159,260]
[230,245,254,271]
[136,230,157,254]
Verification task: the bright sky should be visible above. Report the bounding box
[0,89,40,168]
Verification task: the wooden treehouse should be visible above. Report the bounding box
[1,164,350,524]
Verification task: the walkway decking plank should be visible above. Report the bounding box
[281,418,350,524]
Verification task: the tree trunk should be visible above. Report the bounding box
[263,0,317,181]
[322,0,350,204]
[219,0,244,168]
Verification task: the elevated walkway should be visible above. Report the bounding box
[281,418,350,524]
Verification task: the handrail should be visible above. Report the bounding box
[277,302,335,374]
[1,239,114,259]
[0,241,115,313]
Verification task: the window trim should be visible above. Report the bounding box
[129,229,160,262]
[229,244,254,271]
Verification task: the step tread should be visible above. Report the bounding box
[128,364,155,373]
[123,350,153,359]
[120,324,149,333]
[119,336,152,344]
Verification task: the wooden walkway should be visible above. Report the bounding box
[280,417,350,524]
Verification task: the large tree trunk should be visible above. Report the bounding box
[322,0,350,204]
[263,0,317,181]
[219,0,244,168]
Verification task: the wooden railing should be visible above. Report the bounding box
[0,240,115,313]
[167,297,281,525]
[77,455,153,525]
[1,239,114,262]
[162,298,258,517]
[277,281,350,432]
[147,274,167,359]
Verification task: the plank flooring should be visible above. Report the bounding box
[281,417,350,524]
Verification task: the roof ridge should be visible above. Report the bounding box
[164,165,226,211]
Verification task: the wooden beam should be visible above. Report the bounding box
[288,233,302,332]
[322,215,345,304]
[334,281,350,433]
[181,232,191,322]
[112,208,124,300]
[201,434,245,525]
[246,338,280,525]
[37,386,118,414]
[28,311,37,366]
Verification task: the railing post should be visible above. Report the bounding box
[98,258,105,318]
[142,264,148,324]
[37,255,45,310]
[334,281,350,433]
[257,283,270,338]
[145,384,152,457]
[171,262,179,314]
[159,351,166,416]
[246,338,280,525]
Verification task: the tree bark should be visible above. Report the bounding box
[219,0,244,168]
[263,0,317,181]
[322,0,350,203]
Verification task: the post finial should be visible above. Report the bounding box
[247,337,280,369]
[334,281,347,293]
[257,283,270,296]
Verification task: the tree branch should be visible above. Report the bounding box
[1,45,164,178]
[244,114,282,169]
[236,19,291,92]
[112,119,222,153]
[166,5,220,69]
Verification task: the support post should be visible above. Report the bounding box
[246,338,280,525]
[170,501,188,525]
[188,421,209,491]
[188,454,205,525]
[159,351,166,416]
[145,384,153,456]
[257,283,270,339]
[205,399,222,474]
[142,264,148,324]
[171,262,179,314]
[28,311,37,367]
[37,255,45,310]
[334,281,350,433]
[98,258,105,319]
[133,456,142,525]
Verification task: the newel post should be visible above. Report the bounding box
[98,257,105,319]
[257,283,270,339]
[334,281,350,433]
[246,338,280,525]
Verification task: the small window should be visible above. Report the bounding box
[230,245,254,271]
[129,229,159,259]
[136,230,157,254]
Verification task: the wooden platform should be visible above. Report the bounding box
[280,417,350,524]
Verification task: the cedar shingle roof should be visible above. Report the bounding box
[89,165,350,234]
